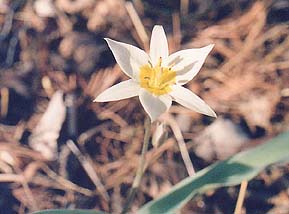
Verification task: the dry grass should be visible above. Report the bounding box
[0,0,288,213]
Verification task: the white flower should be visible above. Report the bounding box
[94,25,216,122]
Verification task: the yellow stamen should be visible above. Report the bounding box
[139,58,176,96]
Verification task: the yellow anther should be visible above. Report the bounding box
[139,61,176,96]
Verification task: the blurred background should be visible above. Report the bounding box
[0,0,288,213]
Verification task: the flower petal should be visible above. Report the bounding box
[105,38,149,80]
[164,44,214,85]
[170,85,216,117]
[94,79,140,102]
[149,25,169,66]
[139,89,172,122]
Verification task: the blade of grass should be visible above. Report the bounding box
[32,209,105,214]
[139,131,289,214]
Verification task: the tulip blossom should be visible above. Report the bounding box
[94,25,216,122]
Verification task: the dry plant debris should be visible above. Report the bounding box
[0,0,288,213]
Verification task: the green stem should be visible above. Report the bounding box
[121,116,151,214]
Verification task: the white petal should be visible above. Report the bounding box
[94,79,140,102]
[139,89,172,122]
[170,85,216,117]
[149,25,169,66]
[164,44,214,85]
[105,38,149,80]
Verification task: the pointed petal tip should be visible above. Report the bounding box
[205,108,217,118]
[149,113,159,123]
[142,105,158,123]
[104,38,119,47]
[211,111,217,118]
[206,44,215,52]
[150,25,169,65]
[104,37,112,44]
[139,90,172,123]
[103,38,150,79]
[149,116,156,123]
[200,102,217,118]
[170,85,217,118]
[104,38,114,50]
[153,25,164,30]
[93,96,106,102]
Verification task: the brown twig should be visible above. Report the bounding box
[36,163,95,197]
[0,87,9,118]
[180,0,189,16]
[125,1,149,51]
[14,167,39,211]
[172,12,181,51]
[66,140,110,201]
[234,180,248,214]
[163,114,195,176]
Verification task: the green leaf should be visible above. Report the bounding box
[138,131,289,214]
[32,209,106,214]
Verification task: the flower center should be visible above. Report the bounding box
[139,57,176,96]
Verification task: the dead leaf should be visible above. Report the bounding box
[195,117,249,161]
[29,91,66,160]
[34,0,56,18]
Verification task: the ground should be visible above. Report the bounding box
[0,0,289,213]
